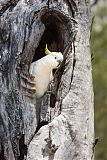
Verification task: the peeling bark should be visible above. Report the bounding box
[0,0,94,160]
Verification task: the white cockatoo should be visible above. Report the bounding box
[29,44,63,98]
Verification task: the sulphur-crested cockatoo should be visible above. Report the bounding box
[29,44,63,98]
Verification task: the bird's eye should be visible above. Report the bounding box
[55,56,57,59]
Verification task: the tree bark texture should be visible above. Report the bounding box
[0,0,94,160]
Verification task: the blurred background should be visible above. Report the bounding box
[91,0,107,159]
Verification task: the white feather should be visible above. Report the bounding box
[29,52,63,97]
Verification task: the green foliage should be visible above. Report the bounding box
[91,2,107,160]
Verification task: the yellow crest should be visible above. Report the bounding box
[45,44,52,55]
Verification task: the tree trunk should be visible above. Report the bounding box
[0,0,94,160]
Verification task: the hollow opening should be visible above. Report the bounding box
[32,13,65,62]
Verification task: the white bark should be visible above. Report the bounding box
[27,1,94,160]
[0,0,94,160]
